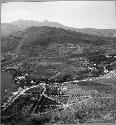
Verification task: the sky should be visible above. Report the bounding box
[1,1,116,29]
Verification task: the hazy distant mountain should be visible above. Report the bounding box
[12,19,116,38]
[1,23,21,37]
[80,28,116,37]
[2,20,116,38]
[12,19,65,29]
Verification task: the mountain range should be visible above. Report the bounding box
[2,19,116,37]
[1,19,116,57]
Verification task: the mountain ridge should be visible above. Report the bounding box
[2,25,116,55]
[2,19,116,38]
[1,20,116,56]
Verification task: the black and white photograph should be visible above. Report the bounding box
[1,0,116,125]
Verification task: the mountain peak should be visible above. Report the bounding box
[42,20,50,23]
[11,19,65,29]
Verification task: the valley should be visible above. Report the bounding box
[1,22,116,125]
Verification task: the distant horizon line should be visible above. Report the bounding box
[1,19,116,30]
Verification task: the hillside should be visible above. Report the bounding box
[2,20,116,38]
[1,25,116,125]
[80,28,116,37]
[1,20,116,56]
[1,26,116,56]
[12,19,116,38]
[1,23,22,37]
